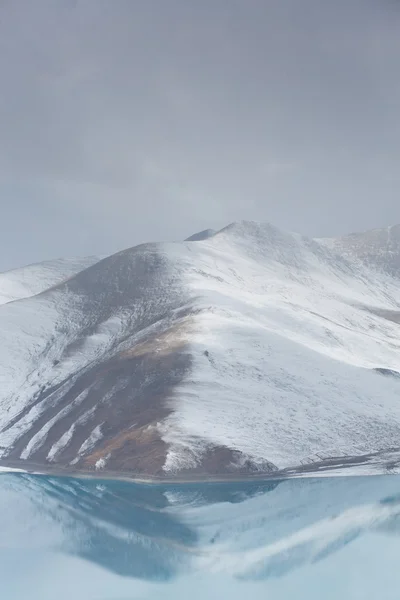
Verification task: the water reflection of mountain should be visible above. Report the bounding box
[1,473,400,583]
[0,474,280,580]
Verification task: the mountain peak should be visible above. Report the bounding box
[185,229,216,242]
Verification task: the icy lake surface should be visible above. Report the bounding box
[1,472,400,599]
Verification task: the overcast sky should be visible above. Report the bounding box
[1,0,400,270]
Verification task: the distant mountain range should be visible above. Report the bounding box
[1,221,400,478]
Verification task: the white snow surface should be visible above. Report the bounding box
[0,466,26,473]
[0,256,100,305]
[160,222,400,471]
[78,425,104,457]
[47,425,76,462]
[1,221,400,473]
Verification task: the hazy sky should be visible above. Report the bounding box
[1,0,400,270]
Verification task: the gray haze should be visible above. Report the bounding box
[0,0,400,270]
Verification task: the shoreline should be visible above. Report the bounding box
[0,459,283,485]
[1,446,400,484]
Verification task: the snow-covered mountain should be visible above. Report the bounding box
[1,221,400,478]
[0,256,100,305]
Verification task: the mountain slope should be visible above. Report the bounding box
[0,256,100,305]
[1,222,400,477]
[318,224,400,276]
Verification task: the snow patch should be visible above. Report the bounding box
[78,424,104,456]
[20,389,90,460]
[0,466,26,473]
[95,454,110,470]
[47,425,76,462]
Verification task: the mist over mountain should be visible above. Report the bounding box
[319,224,400,277]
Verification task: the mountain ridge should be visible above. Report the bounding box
[0,256,101,305]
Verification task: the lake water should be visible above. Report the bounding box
[1,472,400,599]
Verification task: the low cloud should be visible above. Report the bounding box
[1,0,400,269]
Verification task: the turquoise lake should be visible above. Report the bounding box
[1,473,400,599]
